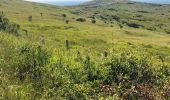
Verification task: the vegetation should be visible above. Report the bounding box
[0,0,170,99]
[28,16,32,22]
[76,18,86,22]
[92,19,96,24]
[0,12,20,35]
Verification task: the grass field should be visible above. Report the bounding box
[0,0,170,99]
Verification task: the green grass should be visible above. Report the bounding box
[0,0,170,99]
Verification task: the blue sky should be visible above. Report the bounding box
[25,0,92,2]
[25,0,169,1]
[132,0,170,4]
[25,0,93,6]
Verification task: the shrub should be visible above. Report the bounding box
[100,15,108,20]
[166,31,170,34]
[0,11,9,30]
[112,15,120,21]
[6,23,20,35]
[105,53,156,85]
[119,24,123,28]
[65,20,69,24]
[165,30,170,34]
[127,23,143,28]
[28,16,32,21]
[17,45,51,82]
[62,14,67,18]
[0,12,20,35]
[76,18,86,22]
[138,10,149,13]
[92,19,96,24]
[40,13,43,16]
[147,27,156,31]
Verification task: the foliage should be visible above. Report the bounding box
[1,36,170,99]
[0,12,20,35]
[126,23,144,28]
[0,0,170,99]
[92,19,96,24]
[28,16,32,22]
[76,18,86,22]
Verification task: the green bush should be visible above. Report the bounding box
[0,12,20,35]
[76,18,86,22]
[28,16,32,22]
[62,14,67,18]
[126,22,143,28]
[105,52,156,85]
[1,39,170,99]
[92,19,96,24]
[17,44,51,81]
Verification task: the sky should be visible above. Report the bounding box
[25,0,170,5]
[132,0,170,4]
[25,0,92,5]
[25,0,92,2]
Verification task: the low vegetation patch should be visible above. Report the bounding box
[0,12,20,35]
[126,22,144,28]
[76,18,86,22]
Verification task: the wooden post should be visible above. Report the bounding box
[104,51,108,58]
[66,40,69,50]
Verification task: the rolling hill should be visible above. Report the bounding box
[0,0,170,99]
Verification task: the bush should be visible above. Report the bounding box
[65,20,69,24]
[105,52,156,85]
[6,23,20,35]
[112,15,120,21]
[28,16,32,21]
[92,19,96,24]
[17,45,51,81]
[0,12,9,30]
[127,23,143,28]
[76,18,86,22]
[62,14,67,18]
[147,27,156,31]
[0,12,20,35]
[1,37,170,99]
[165,30,170,34]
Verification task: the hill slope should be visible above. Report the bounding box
[0,0,170,99]
[83,0,129,5]
[76,0,170,33]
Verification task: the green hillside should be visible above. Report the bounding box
[0,0,170,99]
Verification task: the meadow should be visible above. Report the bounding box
[0,0,170,99]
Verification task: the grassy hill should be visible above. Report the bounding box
[0,0,170,99]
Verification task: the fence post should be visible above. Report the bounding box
[66,40,69,50]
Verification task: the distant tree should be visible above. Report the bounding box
[28,16,32,22]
